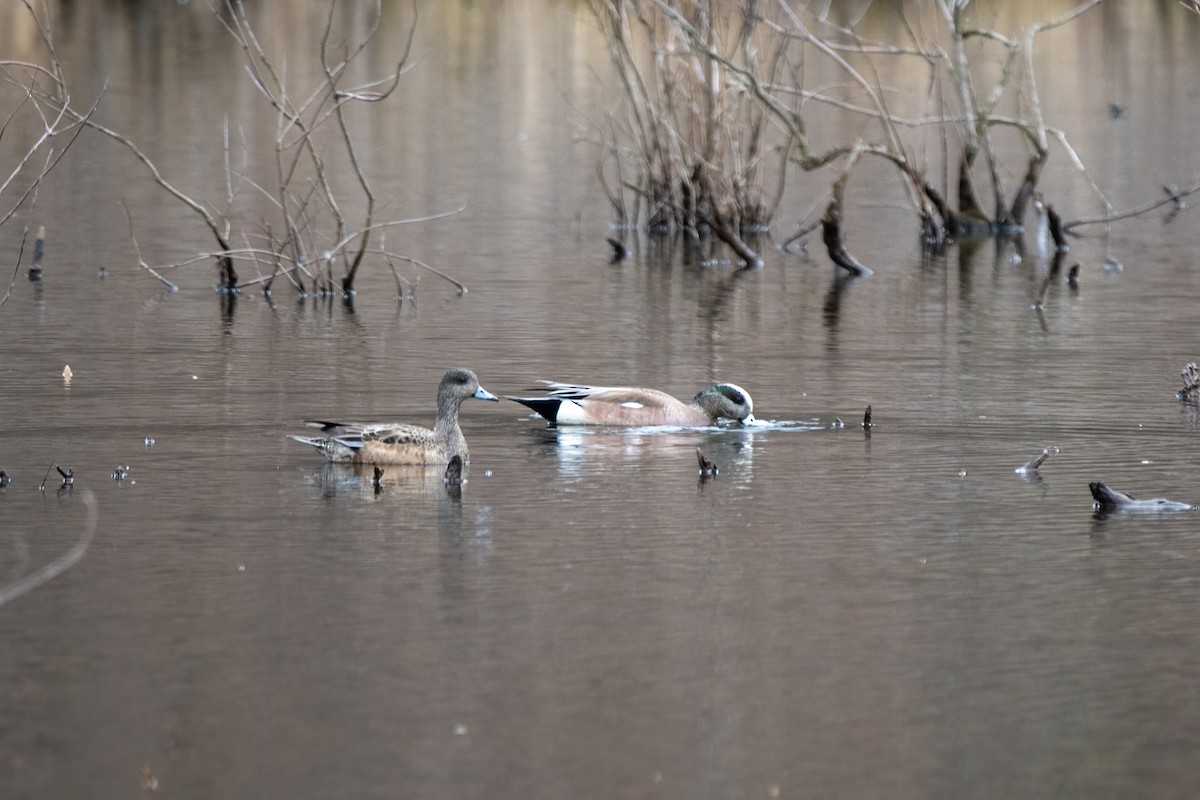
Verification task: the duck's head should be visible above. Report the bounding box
[694,382,754,424]
[441,368,499,404]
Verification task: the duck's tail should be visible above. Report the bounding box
[507,396,563,425]
[290,433,360,462]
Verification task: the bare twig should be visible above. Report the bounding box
[378,250,466,294]
[122,201,180,292]
[1063,177,1200,233]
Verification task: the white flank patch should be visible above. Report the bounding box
[619,401,644,409]
[555,400,594,425]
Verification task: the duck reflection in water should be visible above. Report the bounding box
[541,427,757,486]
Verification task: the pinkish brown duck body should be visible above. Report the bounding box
[508,381,755,427]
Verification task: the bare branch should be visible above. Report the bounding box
[122,201,180,292]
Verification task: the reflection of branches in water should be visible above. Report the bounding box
[1033,250,1067,311]
[0,490,97,607]
[701,266,752,332]
[822,272,858,331]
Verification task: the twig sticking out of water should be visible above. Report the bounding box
[371,465,384,494]
[28,225,45,281]
[607,237,629,263]
[696,448,718,478]
[38,461,57,492]
[1067,263,1080,288]
[443,455,465,499]
[1016,446,1059,474]
[0,470,11,487]
[1044,204,1070,252]
[444,455,464,485]
[1179,362,1200,401]
[861,405,875,429]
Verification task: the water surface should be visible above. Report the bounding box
[3,2,1200,798]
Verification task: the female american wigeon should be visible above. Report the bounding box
[291,368,498,465]
[508,381,755,427]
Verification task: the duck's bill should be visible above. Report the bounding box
[740,414,768,427]
[475,386,500,401]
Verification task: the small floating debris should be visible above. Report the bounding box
[144,436,156,446]
[1163,183,1188,221]
[444,455,465,486]
[0,470,11,488]
[97,264,108,279]
[696,447,719,477]
[1178,362,1199,401]
[861,405,875,429]
[1103,255,1123,272]
[111,465,130,481]
[56,465,73,487]
[62,365,73,383]
[371,465,384,494]
[1016,446,1059,474]
[831,417,845,429]
[141,764,159,793]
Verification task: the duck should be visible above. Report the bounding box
[508,381,755,427]
[291,368,498,465]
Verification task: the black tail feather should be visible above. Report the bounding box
[508,396,563,424]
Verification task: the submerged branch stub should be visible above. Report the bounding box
[1016,445,1059,474]
[218,250,238,293]
[707,211,763,269]
[820,198,873,277]
[28,225,45,281]
[607,237,629,263]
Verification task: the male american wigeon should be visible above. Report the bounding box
[508,381,755,427]
[291,368,498,465]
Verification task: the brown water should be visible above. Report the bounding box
[3,2,1200,798]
